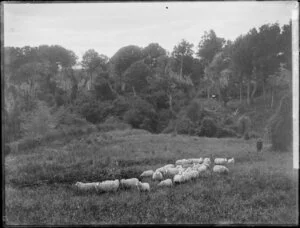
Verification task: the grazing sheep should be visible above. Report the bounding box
[156,164,174,175]
[158,179,173,187]
[165,167,180,177]
[203,158,212,167]
[188,158,203,164]
[120,178,139,189]
[152,170,163,181]
[96,179,119,192]
[164,164,175,169]
[185,170,199,180]
[75,182,98,191]
[196,164,208,173]
[214,158,228,165]
[182,163,194,169]
[140,170,154,177]
[175,159,191,165]
[227,158,235,164]
[173,174,184,184]
[213,165,229,174]
[137,181,150,192]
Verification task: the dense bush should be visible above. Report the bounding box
[267,93,292,151]
[123,97,157,132]
[73,93,112,124]
[197,116,218,137]
[156,109,173,133]
[237,115,251,137]
[110,96,131,117]
[20,101,56,138]
[176,117,194,135]
[186,100,203,123]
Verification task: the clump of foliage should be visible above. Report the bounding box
[267,93,292,151]
[73,92,112,124]
[186,100,203,123]
[123,97,157,132]
[237,115,251,138]
[20,101,56,138]
[197,116,218,137]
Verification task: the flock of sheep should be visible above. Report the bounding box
[75,157,234,193]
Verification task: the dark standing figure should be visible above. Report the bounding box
[257,138,263,152]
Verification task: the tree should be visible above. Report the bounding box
[81,49,108,90]
[279,21,292,70]
[142,43,166,59]
[197,30,225,66]
[110,45,143,91]
[197,30,225,98]
[254,23,282,103]
[123,61,151,94]
[172,39,194,77]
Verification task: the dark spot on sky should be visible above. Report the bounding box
[166,6,168,9]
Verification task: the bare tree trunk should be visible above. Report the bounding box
[262,78,266,103]
[180,55,183,78]
[207,87,210,99]
[246,79,251,105]
[89,72,93,90]
[250,81,257,105]
[132,86,136,97]
[239,83,242,103]
[271,88,274,108]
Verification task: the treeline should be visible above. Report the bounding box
[3,21,292,144]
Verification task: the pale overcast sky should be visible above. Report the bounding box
[4,2,295,60]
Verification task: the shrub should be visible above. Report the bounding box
[156,109,173,133]
[267,93,292,151]
[111,96,130,117]
[198,116,218,137]
[237,115,251,137]
[223,115,235,125]
[248,131,260,139]
[123,97,157,132]
[20,101,56,138]
[176,117,194,135]
[186,100,203,123]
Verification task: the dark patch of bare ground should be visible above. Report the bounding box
[4,130,298,225]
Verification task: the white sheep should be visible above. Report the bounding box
[213,165,229,174]
[164,167,180,177]
[155,164,174,174]
[164,164,175,169]
[227,158,235,164]
[96,179,119,192]
[197,164,208,173]
[158,179,173,187]
[140,170,154,177]
[173,174,184,184]
[152,170,163,181]
[120,178,139,189]
[188,158,203,164]
[183,170,199,181]
[214,158,228,165]
[136,181,150,192]
[75,182,98,191]
[175,159,191,165]
[203,158,212,167]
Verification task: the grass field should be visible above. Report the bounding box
[4,129,299,225]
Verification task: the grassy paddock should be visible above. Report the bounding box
[4,129,298,225]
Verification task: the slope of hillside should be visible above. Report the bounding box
[5,129,298,225]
